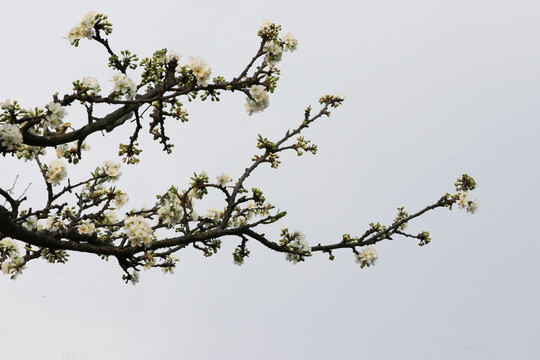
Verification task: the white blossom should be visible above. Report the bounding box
[467,199,479,214]
[283,32,298,52]
[78,222,96,235]
[203,207,223,221]
[101,160,122,181]
[456,191,469,209]
[0,237,19,256]
[124,216,154,247]
[110,73,137,99]
[114,192,129,208]
[216,172,232,186]
[0,99,14,110]
[45,102,68,131]
[104,211,118,224]
[65,11,99,45]
[263,40,283,65]
[46,159,67,186]
[82,76,101,94]
[187,57,212,87]
[245,85,270,115]
[260,19,274,31]
[0,123,23,150]
[246,200,256,209]
[285,231,311,264]
[167,50,181,63]
[22,216,38,231]
[356,247,378,268]
[157,191,184,227]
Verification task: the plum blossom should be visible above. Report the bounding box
[46,159,67,186]
[0,99,14,110]
[263,40,283,65]
[0,123,23,150]
[78,222,96,235]
[216,172,232,186]
[124,216,154,247]
[356,247,378,268]
[245,85,270,115]
[82,76,101,94]
[467,199,479,214]
[65,11,100,45]
[110,73,136,99]
[157,191,184,227]
[22,216,38,231]
[456,191,469,209]
[285,231,311,264]
[113,192,129,208]
[101,160,122,181]
[283,33,298,52]
[187,57,212,87]
[45,102,68,131]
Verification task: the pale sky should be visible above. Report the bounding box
[1,0,539,359]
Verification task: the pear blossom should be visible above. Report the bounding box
[46,159,67,186]
[356,247,378,268]
[187,57,212,87]
[0,123,23,150]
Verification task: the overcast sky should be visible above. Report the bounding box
[1,0,539,359]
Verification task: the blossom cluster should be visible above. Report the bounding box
[282,229,311,264]
[245,85,270,115]
[78,222,96,235]
[46,159,67,186]
[263,40,283,66]
[356,246,378,268]
[0,238,25,279]
[456,191,479,214]
[283,33,298,52]
[162,254,180,274]
[0,123,23,150]
[124,216,154,247]
[65,11,100,45]
[110,73,137,99]
[45,102,68,131]
[216,172,233,186]
[82,76,101,94]
[100,160,122,182]
[157,190,184,227]
[187,57,212,87]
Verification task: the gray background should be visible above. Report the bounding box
[1,0,539,359]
